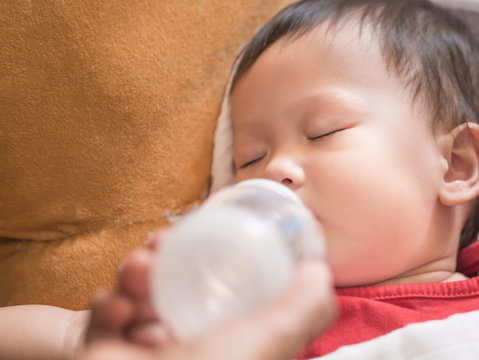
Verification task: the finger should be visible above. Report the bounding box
[127,322,172,347]
[119,249,153,298]
[251,260,336,359]
[85,293,135,343]
[77,340,158,360]
[199,260,336,360]
[119,249,159,322]
[146,229,167,251]
[266,260,337,341]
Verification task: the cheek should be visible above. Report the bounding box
[235,167,263,182]
[309,130,438,219]
[324,153,431,228]
[307,150,436,278]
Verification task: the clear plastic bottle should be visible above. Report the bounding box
[150,179,325,341]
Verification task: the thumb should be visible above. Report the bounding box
[193,260,337,360]
[77,341,158,360]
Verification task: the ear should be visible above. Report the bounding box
[439,123,479,206]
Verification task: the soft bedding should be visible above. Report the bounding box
[319,310,479,360]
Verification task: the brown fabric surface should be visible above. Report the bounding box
[0,0,293,310]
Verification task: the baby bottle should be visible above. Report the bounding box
[150,178,325,341]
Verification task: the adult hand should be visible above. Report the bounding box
[79,233,336,360]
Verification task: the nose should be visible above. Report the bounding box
[263,156,305,190]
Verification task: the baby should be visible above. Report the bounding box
[6,0,479,359]
[229,0,479,356]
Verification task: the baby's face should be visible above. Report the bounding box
[231,23,455,287]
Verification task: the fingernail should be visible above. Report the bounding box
[118,259,127,272]
[146,231,155,245]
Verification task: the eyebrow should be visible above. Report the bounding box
[284,89,369,119]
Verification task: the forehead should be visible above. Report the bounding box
[239,20,381,77]
[231,21,413,124]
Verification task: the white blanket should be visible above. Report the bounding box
[319,310,479,360]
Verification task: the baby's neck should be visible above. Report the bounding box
[373,271,468,286]
[370,256,468,286]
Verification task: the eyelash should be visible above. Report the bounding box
[239,154,265,169]
[308,128,342,141]
[239,129,343,169]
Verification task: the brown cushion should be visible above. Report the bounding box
[0,0,293,309]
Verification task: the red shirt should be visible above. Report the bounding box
[299,242,479,359]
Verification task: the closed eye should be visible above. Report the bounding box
[308,128,343,141]
[239,154,266,169]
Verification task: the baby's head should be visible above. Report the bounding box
[229,0,479,286]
